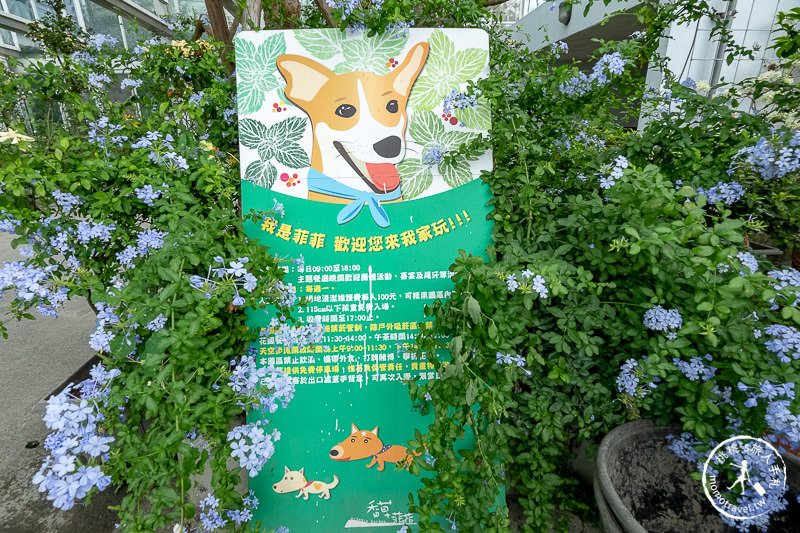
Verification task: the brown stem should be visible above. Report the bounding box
[483,0,511,5]
[314,0,337,28]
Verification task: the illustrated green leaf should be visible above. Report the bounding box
[239,119,269,149]
[458,100,491,130]
[275,143,310,169]
[428,30,455,65]
[409,76,448,112]
[442,130,477,151]
[409,111,445,147]
[235,33,287,114]
[294,29,344,60]
[268,116,307,144]
[243,160,278,189]
[440,157,473,188]
[258,141,276,162]
[398,158,433,200]
[335,32,408,74]
[453,48,488,83]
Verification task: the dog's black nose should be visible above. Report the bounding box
[373,136,401,158]
[330,449,339,457]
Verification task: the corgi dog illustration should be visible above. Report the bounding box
[276,42,429,227]
[272,466,340,500]
[329,423,415,471]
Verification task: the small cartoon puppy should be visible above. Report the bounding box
[329,423,414,471]
[272,466,340,500]
[276,43,429,226]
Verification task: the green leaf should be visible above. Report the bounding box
[294,29,344,60]
[488,322,498,340]
[239,119,270,149]
[409,111,445,147]
[452,48,488,83]
[258,141,277,162]
[466,296,482,324]
[398,158,433,200]
[408,76,447,112]
[440,157,473,188]
[268,116,307,144]
[457,101,491,131]
[275,143,310,169]
[466,381,478,405]
[243,160,277,189]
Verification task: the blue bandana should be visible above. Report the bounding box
[307,168,401,228]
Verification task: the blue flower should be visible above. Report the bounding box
[643,305,682,333]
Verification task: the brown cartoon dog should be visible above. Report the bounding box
[329,423,414,471]
[276,43,429,227]
[272,466,339,500]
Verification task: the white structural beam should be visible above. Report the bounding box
[89,0,174,37]
[0,11,29,34]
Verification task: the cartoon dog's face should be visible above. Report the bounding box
[272,466,306,493]
[276,43,429,195]
[329,423,382,461]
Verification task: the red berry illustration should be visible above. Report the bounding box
[449,117,458,125]
[280,173,290,182]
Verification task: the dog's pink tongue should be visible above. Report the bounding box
[366,163,400,193]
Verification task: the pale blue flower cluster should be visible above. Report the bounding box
[732,131,800,181]
[736,251,759,275]
[763,324,800,363]
[52,188,83,214]
[386,20,413,38]
[599,155,629,189]
[0,209,20,233]
[616,359,641,396]
[696,181,744,205]
[273,315,325,348]
[665,432,701,462]
[189,256,258,306]
[188,91,205,107]
[70,50,94,65]
[0,261,69,317]
[423,145,449,167]
[88,73,110,89]
[115,228,168,268]
[228,422,280,477]
[643,305,682,334]
[522,269,548,298]
[496,352,531,375]
[559,52,628,97]
[672,354,716,381]
[120,78,142,90]
[133,184,167,206]
[33,363,118,510]
[768,267,800,308]
[442,89,478,115]
[88,117,127,152]
[550,41,569,58]
[87,34,118,50]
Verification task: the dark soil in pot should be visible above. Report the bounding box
[608,430,800,532]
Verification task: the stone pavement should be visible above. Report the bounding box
[0,231,120,533]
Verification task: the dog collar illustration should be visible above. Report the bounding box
[276,42,429,227]
[272,466,340,500]
[329,423,415,471]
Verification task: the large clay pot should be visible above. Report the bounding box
[594,420,799,533]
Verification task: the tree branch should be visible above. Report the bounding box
[483,0,511,6]
[314,0,337,28]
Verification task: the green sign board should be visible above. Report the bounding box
[236,28,492,531]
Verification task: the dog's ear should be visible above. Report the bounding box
[371,426,379,438]
[277,54,333,105]
[284,465,290,474]
[299,467,305,475]
[392,42,429,97]
[351,423,359,435]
